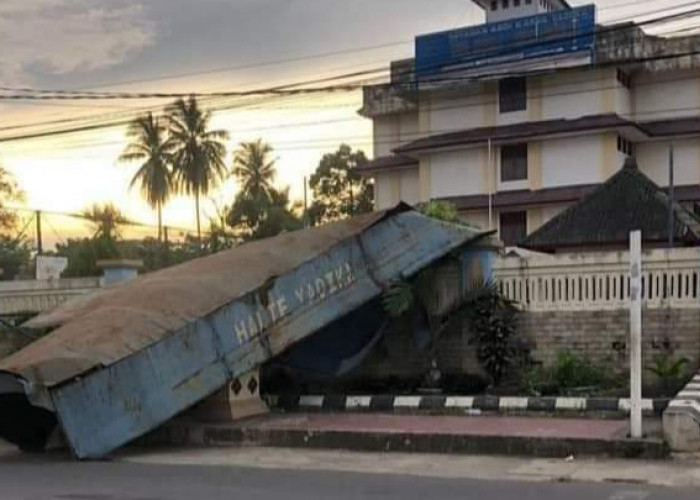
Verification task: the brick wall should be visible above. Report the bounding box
[519,308,700,370]
[352,307,700,383]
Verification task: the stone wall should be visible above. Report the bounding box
[352,307,700,385]
[519,308,700,370]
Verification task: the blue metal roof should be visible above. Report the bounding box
[0,204,486,458]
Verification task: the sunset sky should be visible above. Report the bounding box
[0,0,689,246]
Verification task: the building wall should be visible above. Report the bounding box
[485,2,544,23]
[347,307,700,386]
[540,203,569,226]
[540,68,618,120]
[374,168,420,209]
[634,70,700,121]
[373,112,419,157]
[539,134,607,188]
[428,85,492,133]
[519,308,700,371]
[636,139,700,187]
[429,148,486,199]
[461,209,491,231]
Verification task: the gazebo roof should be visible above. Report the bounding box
[522,157,700,251]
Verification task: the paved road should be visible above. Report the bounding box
[0,450,697,500]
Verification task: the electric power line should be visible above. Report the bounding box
[1,4,699,148]
[4,2,700,103]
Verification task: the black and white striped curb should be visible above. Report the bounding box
[665,372,700,422]
[267,394,669,415]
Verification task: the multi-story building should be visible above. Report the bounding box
[357,0,700,246]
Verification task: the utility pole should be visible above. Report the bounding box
[348,177,355,217]
[163,226,170,265]
[629,230,643,439]
[487,138,493,230]
[36,210,43,255]
[303,176,309,228]
[668,142,675,248]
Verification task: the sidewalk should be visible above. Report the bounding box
[157,412,667,459]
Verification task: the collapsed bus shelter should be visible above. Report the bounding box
[0,204,490,459]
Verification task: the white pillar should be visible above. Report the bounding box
[629,230,643,438]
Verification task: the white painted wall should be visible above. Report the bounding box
[373,112,419,157]
[485,0,547,23]
[375,172,396,209]
[636,139,700,187]
[461,209,491,231]
[429,89,489,134]
[399,169,420,205]
[616,85,632,118]
[540,203,569,226]
[541,69,611,121]
[540,135,605,188]
[373,168,420,210]
[635,71,700,121]
[430,148,485,198]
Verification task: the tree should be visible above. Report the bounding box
[57,204,128,277]
[0,165,23,232]
[227,186,302,242]
[167,96,229,244]
[0,235,30,281]
[119,112,174,241]
[0,166,29,280]
[232,139,277,203]
[308,144,374,225]
[81,203,128,243]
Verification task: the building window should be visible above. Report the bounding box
[617,69,632,89]
[501,144,529,182]
[514,0,521,6]
[499,77,527,113]
[617,135,634,156]
[491,0,498,10]
[526,0,532,4]
[500,211,527,246]
[502,0,509,8]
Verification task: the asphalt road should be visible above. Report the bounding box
[0,451,697,500]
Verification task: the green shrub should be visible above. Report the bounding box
[646,353,690,397]
[420,201,460,224]
[522,351,607,396]
[465,284,519,386]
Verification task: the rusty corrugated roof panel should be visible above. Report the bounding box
[3,208,400,387]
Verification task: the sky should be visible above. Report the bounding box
[0,0,692,245]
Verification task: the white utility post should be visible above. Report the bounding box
[629,230,643,438]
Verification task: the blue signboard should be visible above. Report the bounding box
[415,4,596,78]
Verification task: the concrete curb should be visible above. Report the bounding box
[267,394,670,416]
[663,372,700,451]
[148,420,667,460]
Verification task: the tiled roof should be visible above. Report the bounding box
[522,157,700,251]
[355,155,418,173]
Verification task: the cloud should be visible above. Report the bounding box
[0,0,155,86]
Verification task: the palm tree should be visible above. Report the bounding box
[167,96,229,244]
[118,112,173,240]
[81,203,128,242]
[232,139,277,202]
